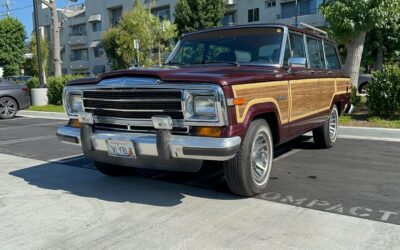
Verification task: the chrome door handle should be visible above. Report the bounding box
[277,96,287,101]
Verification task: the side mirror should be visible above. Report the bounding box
[288,57,307,68]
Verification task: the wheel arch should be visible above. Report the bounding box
[241,102,282,145]
[0,95,20,110]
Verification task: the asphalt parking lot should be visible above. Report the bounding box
[0,116,399,227]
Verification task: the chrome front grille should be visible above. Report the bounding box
[82,89,186,132]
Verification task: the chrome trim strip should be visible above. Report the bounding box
[84,107,183,113]
[83,98,182,102]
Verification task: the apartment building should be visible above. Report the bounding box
[36,0,325,75]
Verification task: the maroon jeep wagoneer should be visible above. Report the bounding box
[57,24,351,196]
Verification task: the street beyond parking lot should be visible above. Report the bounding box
[0,116,399,248]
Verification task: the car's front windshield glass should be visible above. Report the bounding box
[166,27,284,66]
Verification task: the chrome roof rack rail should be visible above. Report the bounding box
[298,22,328,38]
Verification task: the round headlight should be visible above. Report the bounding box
[69,94,83,113]
[194,95,216,117]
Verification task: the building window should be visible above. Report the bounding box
[222,12,235,26]
[109,7,123,27]
[266,1,276,8]
[281,0,322,19]
[93,47,103,58]
[92,21,102,32]
[248,8,259,23]
[70,49,88,61]
[70,24,86,36]
[152,6,171,20]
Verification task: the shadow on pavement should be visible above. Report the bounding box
[9,161,240,207]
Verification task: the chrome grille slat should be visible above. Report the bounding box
[83,98,182,102]
[85,107,182,113]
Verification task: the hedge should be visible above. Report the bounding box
[367,65,400,119]
[47,75,83,105]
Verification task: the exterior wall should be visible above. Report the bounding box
[37,0,326,76]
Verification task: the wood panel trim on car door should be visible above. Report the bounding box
[231,78,350,125]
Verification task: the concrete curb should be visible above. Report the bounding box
[17,110,68,120]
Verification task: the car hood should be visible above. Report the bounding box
[68,66,282,87]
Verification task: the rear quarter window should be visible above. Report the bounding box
[324,43,341,70]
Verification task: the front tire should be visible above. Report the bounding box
[313,105,339,148]
[0,97,18,119]
[223,119,273,197]
[94,161,132,176]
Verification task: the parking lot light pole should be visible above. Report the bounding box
[33,0,46,88]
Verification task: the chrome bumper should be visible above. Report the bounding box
[57,125,241,162]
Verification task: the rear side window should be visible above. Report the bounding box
[307,37,325,69]
[324,43,341,70]
[289,33,306,58]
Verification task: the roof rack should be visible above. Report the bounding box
[298,22,328,38]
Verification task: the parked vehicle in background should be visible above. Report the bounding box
[0,78,31,119]
[57,24,351,197]
[7,75,32,85]
[358,74,371,94]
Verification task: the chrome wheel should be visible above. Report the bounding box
[329,107,338,142]
[250,129,272,186]
[0,97,17,118]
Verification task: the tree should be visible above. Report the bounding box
[0,17,26,76]
[41,0,62,77]
[102,0,177,69]
[174,0,225,36]
[321,0,400,87]
[29,34,49,79]
[363,24,400,72]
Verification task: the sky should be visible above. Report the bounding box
[0,0,84,38]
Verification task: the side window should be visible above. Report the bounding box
[289,33,306,58]
[307,37,325,69]
[283,39,291,66]
[324,43,341,70]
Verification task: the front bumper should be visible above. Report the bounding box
[57,125,241,162]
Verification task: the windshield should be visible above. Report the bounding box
[166,27,284,66]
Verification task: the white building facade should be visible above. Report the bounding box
[36,0,326,75]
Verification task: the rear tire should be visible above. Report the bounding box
[0,97,18,119]
[223,119,273,197]
[313,105,339,149]
[94,161,133,176]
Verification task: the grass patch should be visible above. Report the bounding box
[339,98,400,128]
[28,105,65,113]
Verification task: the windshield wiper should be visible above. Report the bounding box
[195,61,241,67]
[164,62,189,67]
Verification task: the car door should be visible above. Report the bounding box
[288,33,320,136]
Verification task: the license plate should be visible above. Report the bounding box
[106,140,136,159]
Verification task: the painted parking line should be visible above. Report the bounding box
[47,154,85,163]
[0,122,65,131]
[0,136,57,145]
[338,135,400,143]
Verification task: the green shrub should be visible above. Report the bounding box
[350,87,361,106]
[26,77,40,89]
[47,75,83,105]
[367,65,400,119]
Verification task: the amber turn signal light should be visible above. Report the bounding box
[68,119,81,128]
[233,98,245,105]
[195,127,222,137]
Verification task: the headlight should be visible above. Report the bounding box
[184,90,219,121]
[194,96,216,117]
[68,94,83,114]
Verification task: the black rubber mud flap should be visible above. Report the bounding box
[156,129,171,160]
